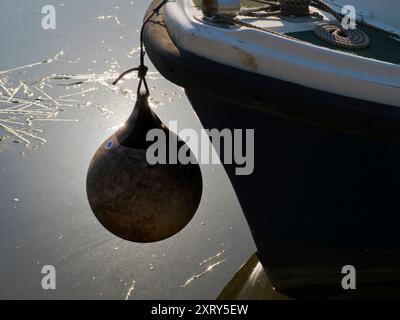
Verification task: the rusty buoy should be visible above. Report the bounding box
[86,93,203,243]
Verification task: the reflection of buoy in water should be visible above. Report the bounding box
[86,93,203,243]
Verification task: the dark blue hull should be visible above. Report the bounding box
[187,93,400,295]
[143,0,400,296]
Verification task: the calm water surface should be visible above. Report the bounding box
[0,0,255,299]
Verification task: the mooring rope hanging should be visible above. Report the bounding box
[112,0,169,95]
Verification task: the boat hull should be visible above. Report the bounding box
[187,92,400,295]
[143,1,400,296]
[144,1,400,143]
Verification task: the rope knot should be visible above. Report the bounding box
[138,65,148,80]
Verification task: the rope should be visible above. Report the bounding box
[313,23,370,49]
[240,6,280,18]
[239,0,310,18]
[217,14,298,40]
[113,0,169,95]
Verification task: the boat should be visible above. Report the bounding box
[143,0,400,297]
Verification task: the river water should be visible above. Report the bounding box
[0,0,255,299]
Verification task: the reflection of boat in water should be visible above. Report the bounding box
[218,253,400,299]
[143,0,400,297]
[218,254,294,300]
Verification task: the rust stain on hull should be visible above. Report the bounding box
[231,46,258,72]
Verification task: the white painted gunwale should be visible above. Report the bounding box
[164,0,400,107]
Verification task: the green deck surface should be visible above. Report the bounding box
[288,28,400,65]
[192,0,400,65]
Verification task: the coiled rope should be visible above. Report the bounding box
[313,23,370,50]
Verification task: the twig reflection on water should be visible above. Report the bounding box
[125,280,136,300]
[181,249,228,288]
[0,50,128,147]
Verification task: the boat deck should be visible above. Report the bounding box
[192,0,400,65]
[289,28,400,65]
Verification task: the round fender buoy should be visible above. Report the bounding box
[86,94,203,243]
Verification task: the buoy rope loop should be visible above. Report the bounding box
[112,0,169,96]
